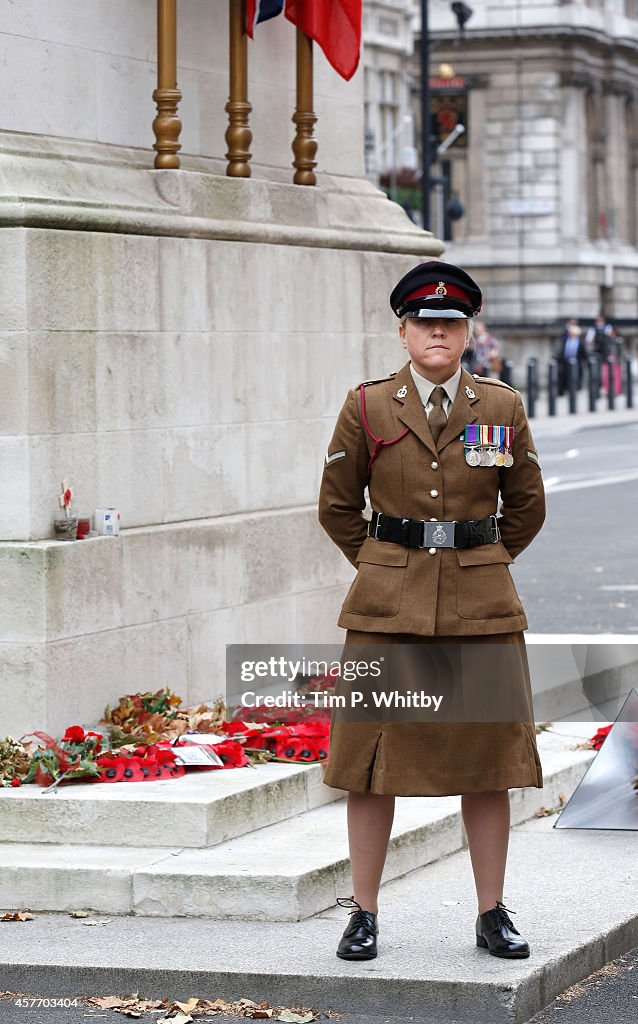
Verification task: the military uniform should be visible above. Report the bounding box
[318,283,546,797]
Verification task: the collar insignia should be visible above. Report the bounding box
[465,385,476,399]
[396,385,408,399]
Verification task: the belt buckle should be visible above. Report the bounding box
[422,520,457,548]
[489,514,501,544]
[373,512,384,540]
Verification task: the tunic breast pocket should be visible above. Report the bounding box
[455,543,524,620]
[342,539,409,618]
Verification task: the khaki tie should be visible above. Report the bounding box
[428,386,448,445]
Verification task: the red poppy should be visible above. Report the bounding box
[224,721,253,735]
[95,756,125,783]
[274,737,319,762]
[291,722,330,740]
[590,725,613,751]
[119,760,146,782]
[214,740,249,768]
[62,725,85,743]
[10,778,21,788]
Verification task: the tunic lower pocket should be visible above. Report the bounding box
[342,540,409,618]
[455,544,524,620]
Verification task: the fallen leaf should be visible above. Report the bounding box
[69,910,90,918]
[249,1010,274,1018]
[0,911,34,922]
[81,919,112,927]
[87,996,128,1009]
[172,999,200,1014]
[276,1012,314,1023]
[158,1013,192,1024]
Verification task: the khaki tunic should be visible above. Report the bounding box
[318,362,546,796]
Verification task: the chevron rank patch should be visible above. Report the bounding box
[527,450,540,466]
[325,449,347,466]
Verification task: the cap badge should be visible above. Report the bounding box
[396,385,408,399]
[435,281,448,295]
[465,385,476,399]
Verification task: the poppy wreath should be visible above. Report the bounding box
[158,738,249,771]
[22,726,107,788]
[235,721,330,763]
[94,744,185,784]
[20,728,186,788]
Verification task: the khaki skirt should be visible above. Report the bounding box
[322,630,543,797]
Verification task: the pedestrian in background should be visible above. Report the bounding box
[557,320,587,394]
[585,315,620,395]
[470,320,503,378]
[319,260,545,965]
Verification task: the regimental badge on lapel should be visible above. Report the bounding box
[396,385,408,399]
[465,385,476,399]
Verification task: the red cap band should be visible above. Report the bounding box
[404,282,472,306]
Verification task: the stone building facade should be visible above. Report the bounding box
[0,2,442,737]
[362,1,418,179]
[422,0,638,368]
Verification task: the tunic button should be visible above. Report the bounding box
[428,547,437,555]
[431,461,438,470]
[430,489,439,497]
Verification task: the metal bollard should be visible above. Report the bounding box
[605,359,615,410]
[526,358,537,417]
[567,358,578,414]
[501,359,514,387]
[626,355,634,409]
[548,359,558,416]
[587,356,597,412]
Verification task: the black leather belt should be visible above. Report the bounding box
[368,511,501,549]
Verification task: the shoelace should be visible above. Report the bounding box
[494,901,519,933]
[337,896,376,928]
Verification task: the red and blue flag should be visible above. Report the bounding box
[246,0,284,38]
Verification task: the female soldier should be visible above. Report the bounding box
[318,261,545,962]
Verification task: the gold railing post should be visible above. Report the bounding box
[152,0,182,168]
[226,0,252,177]
[292,30,317,185]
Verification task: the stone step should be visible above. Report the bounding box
[0,725,595,922]
[0,736,633,1024]
[0,759,342,849]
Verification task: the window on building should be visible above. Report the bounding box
[379,70,399,172]
[626,101,638,246]
[586,92,603,240]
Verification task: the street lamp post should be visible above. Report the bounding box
[420,0,431,231]
[420,2,473,232]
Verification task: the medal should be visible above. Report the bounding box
[495,452,506,467]
[463,424,481,467]
[503,425,515,467]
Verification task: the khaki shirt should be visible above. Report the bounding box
[318,362,545,636]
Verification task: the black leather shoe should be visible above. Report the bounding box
[336,896,378,960]
[476,901,530,959]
